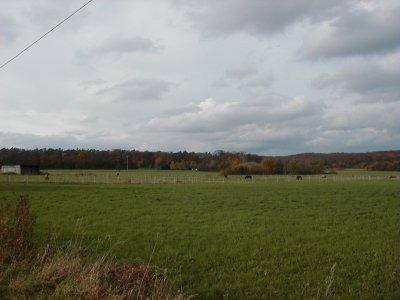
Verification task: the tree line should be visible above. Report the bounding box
[0,148,399,174]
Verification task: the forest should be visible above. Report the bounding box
[0,148,399,175]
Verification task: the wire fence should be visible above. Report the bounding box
[0,173,397,185]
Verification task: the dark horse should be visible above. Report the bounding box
[244,175,252,180]
[296,175,302,180]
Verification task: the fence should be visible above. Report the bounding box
[0,173,396,185]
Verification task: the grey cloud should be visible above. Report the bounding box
[183,125,313,155]
[243,73,274,89]
[301,3,400,58]
[160,104,200,117]
[143,96,323,134]
[97,78,172,102]
[27,1,91,31]
[0,131,78,150]
[0,131,132,150]
[312,59,400,102]
[172,0,346,36]
[79,115,98,124]
[176,0,400,58]
[212,79,230,88]
[323,102,400,132]
[80,79,107,93]
[83,35,160,57]
[310,128,399,154]
[81,78,107,86]
[3,0,399,155]
[215,66,273,90]
[134,96,399,154]
[225,65,258,80]
[0,15,18,46]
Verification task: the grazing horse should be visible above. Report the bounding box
[321,175,327,179]
[389,175,397,180]
[244,175,252,180]
[220,170,228,178]
[296,175,302,180]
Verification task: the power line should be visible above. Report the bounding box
[0,0,94,70]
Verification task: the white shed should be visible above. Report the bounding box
[1,165,40,175]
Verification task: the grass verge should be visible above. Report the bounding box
[0,196,191,299]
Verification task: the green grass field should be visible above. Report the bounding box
[1,168,399,185]
[0,177,399,299]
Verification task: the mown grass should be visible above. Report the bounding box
[0,180,399,299]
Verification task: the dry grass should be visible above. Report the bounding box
[0,197,192,300]
[313,263,338,300]
[0,196,35,264]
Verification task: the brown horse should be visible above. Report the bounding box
[296,175,302,180]
[244,175,252,180]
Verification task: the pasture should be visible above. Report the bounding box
[0,168,398,184]
[0,173,399,299]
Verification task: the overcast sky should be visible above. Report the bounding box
[1,0,399,155]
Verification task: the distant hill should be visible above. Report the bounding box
[1,148,399,174]
[278,151,400,170]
